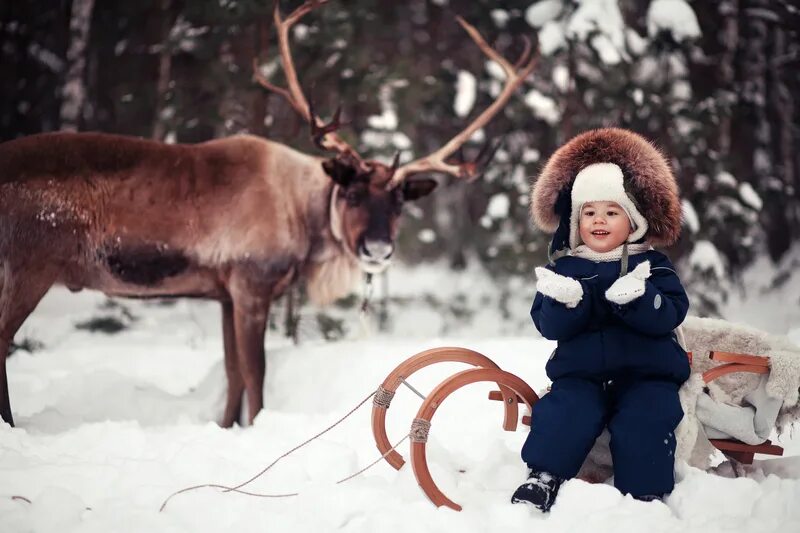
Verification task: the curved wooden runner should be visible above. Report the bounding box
[371,347,521,470]
[409,367,539,511]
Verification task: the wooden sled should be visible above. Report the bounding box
[372,347,783,511]
[699,351,784,463]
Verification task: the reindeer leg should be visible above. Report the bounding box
[0,266,7,425]
[226,262,295,426]
[220,299,245,428]
[0,338,11,426]
[231,297,270,425]
[0,263,56,427]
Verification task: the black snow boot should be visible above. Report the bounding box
[634,494,664,502]
[511,470,564,512]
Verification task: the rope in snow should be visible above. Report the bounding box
[159,389,405,512]
[334,434,409,485]
[224,389,377,493]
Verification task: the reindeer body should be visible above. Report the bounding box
[1,132,356,298]
[0,132,360,426]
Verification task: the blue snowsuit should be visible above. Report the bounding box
[521,249,690,497]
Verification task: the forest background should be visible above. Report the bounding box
[1,0,799,331]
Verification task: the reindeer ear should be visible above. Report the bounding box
[402,178,437,201]
[322,158,357,187]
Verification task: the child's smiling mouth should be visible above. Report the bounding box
[591,230,610,236]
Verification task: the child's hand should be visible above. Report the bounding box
[605,261,651,305]
[535,267,583,308]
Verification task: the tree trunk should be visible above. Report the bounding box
[152,0,173,141]
[59,0,95,132]
[769,14,796,245]
[718,0,739,157]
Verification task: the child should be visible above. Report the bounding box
[512,128,690,511]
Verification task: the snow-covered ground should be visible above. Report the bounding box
[1,261,799,533]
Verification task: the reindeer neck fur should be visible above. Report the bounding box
[282,148,361,307]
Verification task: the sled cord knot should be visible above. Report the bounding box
[373,386,395,408]
[410,418,431,443]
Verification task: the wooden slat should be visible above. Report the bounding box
[709,438,784,456]
[702,363,769,383]
[488,390,525,403]
[710,351,770,366]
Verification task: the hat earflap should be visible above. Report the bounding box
[568,163,648,249]
[548,188,572,264]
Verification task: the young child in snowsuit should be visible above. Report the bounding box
[512,128,690,511]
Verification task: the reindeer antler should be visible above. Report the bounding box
[253,0,365,165]
[387,17,538,187]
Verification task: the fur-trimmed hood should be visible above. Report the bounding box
[531,128,682,250]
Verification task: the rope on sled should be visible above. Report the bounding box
[373,385,395,408]
[159,388,404,512]
[410,418,431,443]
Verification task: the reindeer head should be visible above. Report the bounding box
[256,0,538,274]
[321,152,436,272]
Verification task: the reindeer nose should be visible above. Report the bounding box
[361,239,394,260]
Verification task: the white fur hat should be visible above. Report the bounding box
[569,162,649,249]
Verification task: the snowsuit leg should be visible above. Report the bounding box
[608,379,683,497]
[521,377,607,479]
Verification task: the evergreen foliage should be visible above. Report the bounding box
[2,0,799,316]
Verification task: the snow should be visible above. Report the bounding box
[1,259,799,532]
[688,240,726,279]
[590,33,622,65]
[485,60,507,81]
[647,0,701,41]
[626,28,649,56]
[566,0,626,65]
[490,9,510,28]
[522,148,540,163]
[417,229,436,243]
[739,183,763,211]
[538,21,566,55]
[293,23,309,41]
[454,71,476,118]
[721,245,800,337]
[367,109,398,130]
[486,194,510,219]
[716,171,738,188]
[525,0,563,28]
[366,80,408,131]
[551,64,570,92]
[524,89,560,124]
[681,199,700,234]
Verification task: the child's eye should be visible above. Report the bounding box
[607,211,618,216]
[583,210,595,217]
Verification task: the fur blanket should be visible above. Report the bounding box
[574,316,800,481]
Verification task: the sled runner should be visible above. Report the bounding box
[372,346,784,511]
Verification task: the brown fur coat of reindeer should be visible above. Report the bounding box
[0,0,538,427]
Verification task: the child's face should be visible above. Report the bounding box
[578,201,632,252]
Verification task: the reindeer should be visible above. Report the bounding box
[0,0,537,427]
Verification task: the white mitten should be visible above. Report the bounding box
[605,261,651,305]
[535,267,583,309]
